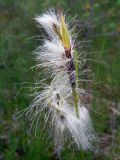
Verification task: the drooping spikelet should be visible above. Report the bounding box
[25,9,96,153]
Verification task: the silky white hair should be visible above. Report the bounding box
[22,9,96,152]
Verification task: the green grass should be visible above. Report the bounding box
[0,0,120,159]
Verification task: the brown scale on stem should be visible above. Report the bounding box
[65,49,76,88]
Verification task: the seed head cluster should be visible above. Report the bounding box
[26,9,96,152]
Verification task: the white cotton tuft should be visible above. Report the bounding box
[35,39,69,71]
[78,106,96,150]
[24,9,96,154]
[35,11,60,39]
[51,101,95,151]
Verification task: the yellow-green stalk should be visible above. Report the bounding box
[73,50,79,117]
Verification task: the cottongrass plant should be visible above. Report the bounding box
[20,9,96,158]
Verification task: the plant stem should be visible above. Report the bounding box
[72,87,79,117]
[72,50,79,117]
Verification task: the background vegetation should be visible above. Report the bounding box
[0,0,120,159]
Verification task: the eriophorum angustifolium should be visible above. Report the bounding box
[21,9,96,155]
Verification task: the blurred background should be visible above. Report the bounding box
[0,0,120,159]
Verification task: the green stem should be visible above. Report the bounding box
[80,150,85,160]
[72,50,79,117]
[72,87,79,117]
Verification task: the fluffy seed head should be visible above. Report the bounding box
[24,9,96,153]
